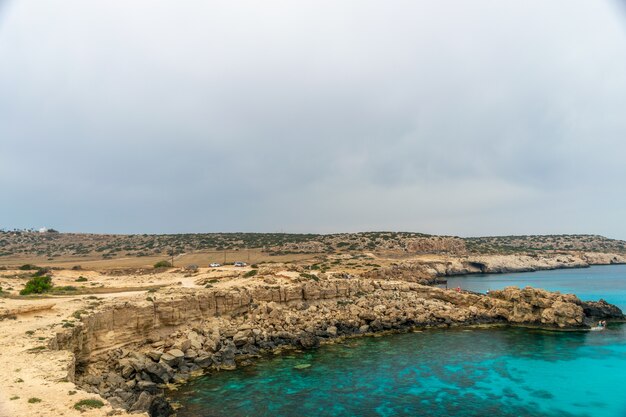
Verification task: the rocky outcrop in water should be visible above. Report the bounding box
[47,279,623,415]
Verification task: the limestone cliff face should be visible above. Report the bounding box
[48,280,623,415]
[50,280,372,360]
[50,279,621,365]
[581,252,626,265]
[363,253,626,285]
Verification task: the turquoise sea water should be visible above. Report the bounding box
[446,264,626,310]
[171,265,626,417]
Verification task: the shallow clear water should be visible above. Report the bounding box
[447,264,626,311]
[171,265,626,417]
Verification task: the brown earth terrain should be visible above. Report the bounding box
[1,231,625,417]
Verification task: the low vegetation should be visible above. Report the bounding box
[20,275,53,295]
[0,230,624,263]
[300,272,319,281]
[73,399,104,410]
[465,234,626,254]
[153,260,172,268]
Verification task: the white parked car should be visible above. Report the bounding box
[209,263,221,268]
[233,261,247,267]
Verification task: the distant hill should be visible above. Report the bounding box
[0,230,624,261]
[464,234,626,254]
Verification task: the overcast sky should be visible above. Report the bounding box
[1,1,626,237]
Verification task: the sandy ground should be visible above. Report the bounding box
[0,262,318,417]
[0,266,243,417]
[0,294,133,417]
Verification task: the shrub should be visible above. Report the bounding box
[28,397,41,403]
[32,268,50,277]
[20,276,53,295]
[19,264,39,271]
[153,260,172,268]
[300,272,319,281]
[244,270,258,278]
[75,276,88,282]
[72,310,87,319]
[73,399,104,410]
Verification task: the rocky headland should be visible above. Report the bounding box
[364,252,626,284]
[51,276,623,416]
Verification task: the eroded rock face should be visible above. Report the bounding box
[581,299,624,319]
[52,280,623,415]
[486,287,586,327]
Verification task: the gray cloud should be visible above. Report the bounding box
[1,0,626,237]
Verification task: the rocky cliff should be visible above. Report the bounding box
[363,253,626,284]
[47,279,623,416]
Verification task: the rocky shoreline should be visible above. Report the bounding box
[49,276,624,417]
[364,252,626,284]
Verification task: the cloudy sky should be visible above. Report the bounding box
[1,1,626,237]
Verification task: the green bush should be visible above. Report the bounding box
[19,264,39,271]
[73,399,104,410]
[244,270,258,278]
[300,272,319,281]
[28,397,41,403]
[72,310,87,319]
[20,276,53,295]
[32,268,50,277]
[153,260,172,268]
[75,276,88,282]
